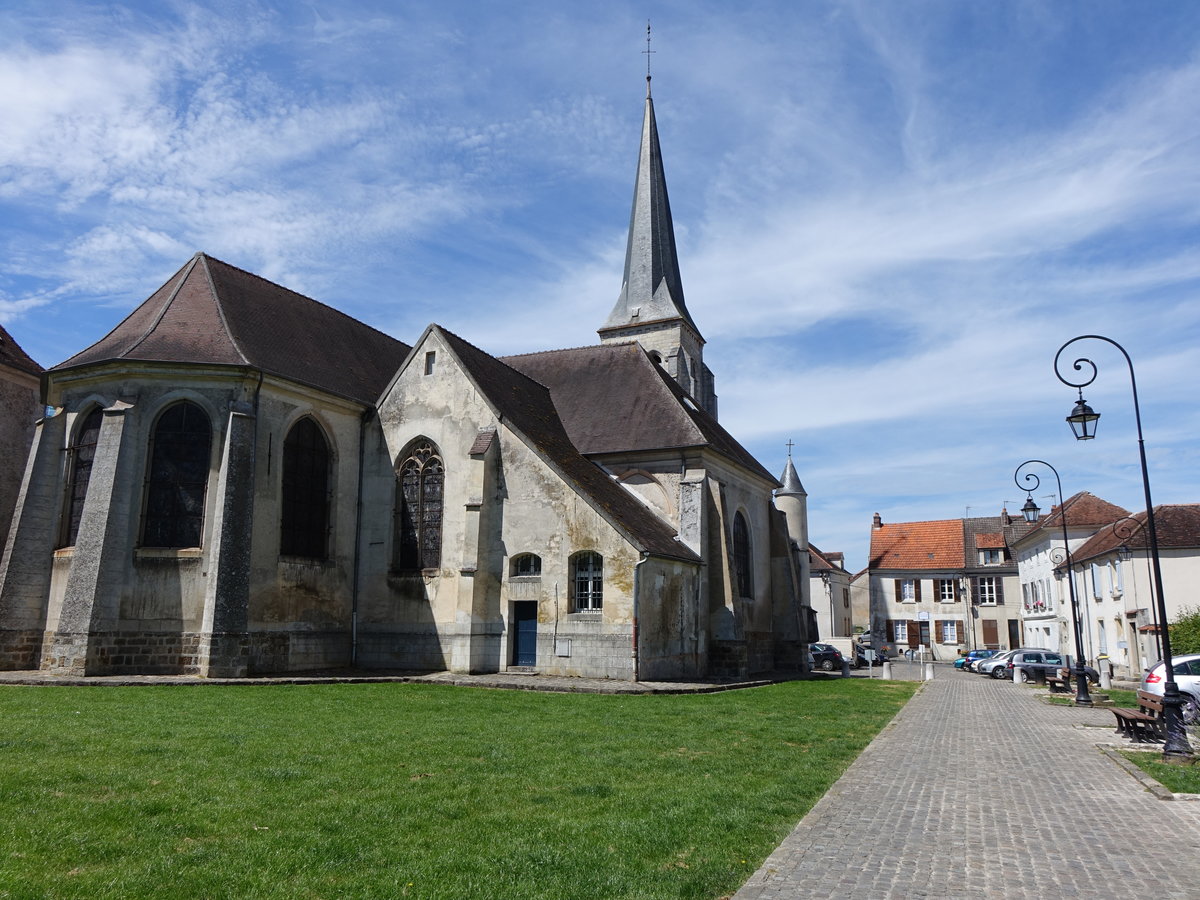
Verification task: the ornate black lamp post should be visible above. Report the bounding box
[1055,335,1193,761]
[1015,460,1092,706]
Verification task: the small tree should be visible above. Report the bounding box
[1169,605,1200,656]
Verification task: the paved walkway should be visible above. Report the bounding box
[735,668,1200,900]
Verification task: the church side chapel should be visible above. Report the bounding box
[0,77,813,680]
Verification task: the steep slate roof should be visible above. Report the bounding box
[502,342,775,484]
[599,81,700,339]
[1069,504,1200,565]
[777,457,805,496]
[435,327,699,563]
[55,254,410,405]
[869,519,965,570]
[0,324,42,377]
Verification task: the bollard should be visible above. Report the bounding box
[924,662,934,681]
[1013,664,1021,684]
[1100,664,1112,690]
[881,660,892,681]
[841,658,851,678]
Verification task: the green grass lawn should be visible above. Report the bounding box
[0,678,915,900]
[1119,748,1200,794]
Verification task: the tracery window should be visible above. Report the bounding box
[394,441,444,571]
[62,407,104,547]
[141,401,212,549]
[571,552,603,611]
[280,417,331,559]
[733,511,753,599]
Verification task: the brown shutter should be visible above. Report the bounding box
[982,619,999,647]
[995,579,1005,605]
[914,580,922,602]
[955,580,962,602]
[935,619,943,642]
[894,579,902,602]
[908,620,919,648]
[886,618,894,640]
[970,576,979,604]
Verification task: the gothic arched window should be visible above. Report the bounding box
[733,511,753,599]
[280,416,331,559]
[141,401,212,549]
[62,407,104,547]
[394,441,444,571]
[571,551,603,611]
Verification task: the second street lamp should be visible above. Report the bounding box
[1014,460,1092,706]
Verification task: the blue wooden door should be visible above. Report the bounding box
[513,602,537,666]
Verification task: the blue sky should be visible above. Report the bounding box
[2,1,1200,572]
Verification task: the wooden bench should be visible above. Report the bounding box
[1111,690,1165,743]
[1045,673,1072,694]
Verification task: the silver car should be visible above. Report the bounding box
[976,648,1021,677]
[1141,653,1200,725]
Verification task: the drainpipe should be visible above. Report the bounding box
[632,551,650,681]
[350,408,374,667]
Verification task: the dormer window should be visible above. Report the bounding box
[980,549,1004,565]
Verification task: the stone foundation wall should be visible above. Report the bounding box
[42,631,206,675]
[532,626,634,680]
[247,631,349,674]
[0,628,44,670]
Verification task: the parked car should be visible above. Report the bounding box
[809,642,845,672]
[955,649,997,670]
[977,649,1023,677]
[1141,653,1200,725]
[1004,650,1099,684]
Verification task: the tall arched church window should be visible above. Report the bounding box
[394,441,444,571]
[571,552,603,611]
[141,401,212,549]
[62,407,104,547]
[280,417,331,559]
[733,511,753,599]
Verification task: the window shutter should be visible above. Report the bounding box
[995,580,1005,605]
[914,580,922,602]
[894,579,902,603]
[886,618,894,639]
[954,580,962,602]
[935,619,943,641]
[970,576,979,604]
[907,620,918,648]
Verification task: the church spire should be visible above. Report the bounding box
[600,64,700,339]
[598,33,716,418]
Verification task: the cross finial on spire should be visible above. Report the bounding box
[786,439,795,458]
[643,20,654,97]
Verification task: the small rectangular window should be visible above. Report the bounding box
[424,351,436,375]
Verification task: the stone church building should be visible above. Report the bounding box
[0,83,813,680]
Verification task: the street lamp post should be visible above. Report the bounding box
[1055,335,1193,762]
[1014,460,1092,706]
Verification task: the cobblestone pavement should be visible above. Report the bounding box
[735,668,1200,900]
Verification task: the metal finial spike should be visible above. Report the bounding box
[643,19,655,96]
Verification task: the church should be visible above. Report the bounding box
[0,80,813,680]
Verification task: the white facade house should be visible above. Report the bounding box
[1009,492,1128,654]
[1062,504,1200,678]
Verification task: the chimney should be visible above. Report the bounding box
[872,512,882,529]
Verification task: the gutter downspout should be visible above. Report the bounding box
[351,408,373,667]
[632,552,650,681]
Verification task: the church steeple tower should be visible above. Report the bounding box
[599,45,717,418]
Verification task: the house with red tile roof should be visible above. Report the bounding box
[0,83,811,680]
[867,510,1033,660]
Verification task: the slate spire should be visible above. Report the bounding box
[777,457,807,498]
[601,77,700,338]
